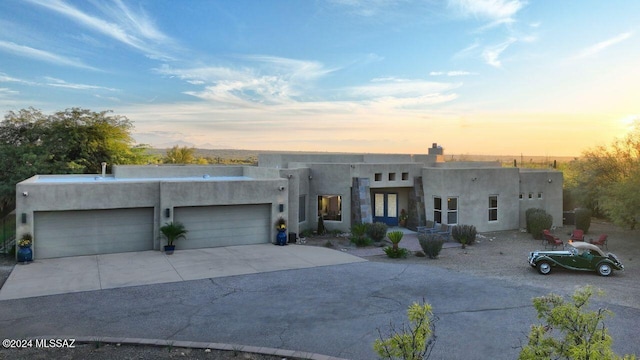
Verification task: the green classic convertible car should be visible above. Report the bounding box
[529,241,624,276]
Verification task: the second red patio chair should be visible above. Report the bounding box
[570,229,585,241]
[590,234,609,250]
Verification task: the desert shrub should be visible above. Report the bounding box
[451,224,477,248]
[350,223,372,247]
[367,222,388,242]
[418,234,444,259]
[519,286,636,360]
[374,300,437,360]
[575,208,592,234]
[527,209,553,240]
[526,208,547,233]
[383,246,409,258]
[317,215,326,235]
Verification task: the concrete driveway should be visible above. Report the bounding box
[0,247,638,359]
[0,244,365,300]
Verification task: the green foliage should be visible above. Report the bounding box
[300,229,313,238]
[575,208,592,234]
[566,121,640,229]
[350,223,372,247]
[387,231,404,249]
[451,224,477,248]
[163,145,196,164]
[383,246,409,258]
[526,208,547,233]
[526,209,553,240]
[367,222,389,242]
[374,300,436,360]
[317,215,326,235]
[0,107,155,211]
[160,221,188,246]
[519,286,637,360]
[418,234,444,259]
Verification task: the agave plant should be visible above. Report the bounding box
[160,221,188,246]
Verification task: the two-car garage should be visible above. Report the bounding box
[32,205,272,259]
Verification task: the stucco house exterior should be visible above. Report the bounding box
[16,143,563,259]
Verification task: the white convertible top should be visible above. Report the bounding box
[568,241,606,257]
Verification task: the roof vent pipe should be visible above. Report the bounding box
[101,162,107,177]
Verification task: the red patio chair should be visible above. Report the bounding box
[543,229,564,250]
[570,229,585,241]
[590,234,608,250]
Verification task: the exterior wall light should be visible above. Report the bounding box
[548,179,552,183]
[278,186,286,191]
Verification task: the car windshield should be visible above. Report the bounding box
[569,247,578,256]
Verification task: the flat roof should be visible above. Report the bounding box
[33,175,253,183]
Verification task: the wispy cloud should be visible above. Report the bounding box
[0,88,19,97]
[155,56,335,107]
[328,0,404,17]
[430,71,475,76]
[44,77,118,91]
[0,40,98,70]
[448,0,525,21]
[482,38,516,67]
[0,73,36,85]
[25,0,175,60]
[574,32,633,59]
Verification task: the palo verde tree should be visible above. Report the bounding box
[519,286,636,360]
[566,120,640,229]
[0,107,154,211]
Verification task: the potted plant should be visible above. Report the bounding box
[17,233,33,263]
[399,209,408,227]
[160,221,188,255]
[275,217,287,246]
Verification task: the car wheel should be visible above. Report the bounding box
[597,263,612,276]
[537,261,552,275]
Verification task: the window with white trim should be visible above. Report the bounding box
[447,197,458,225]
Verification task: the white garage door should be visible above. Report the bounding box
[173,204,271,249]
[34,208,154,259]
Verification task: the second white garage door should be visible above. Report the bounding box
[173,204,271,249]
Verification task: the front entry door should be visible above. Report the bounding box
[373,192,398,226]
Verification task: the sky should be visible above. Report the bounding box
[0,0,639,156]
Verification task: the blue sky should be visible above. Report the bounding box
[1,0,638,156]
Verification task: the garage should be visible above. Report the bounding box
[34,208,154,259]
[173,204,271,249]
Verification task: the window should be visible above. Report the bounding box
[488,195,498,221]
[402,172,409,181]
[374,173,382,181]
[538,192,543,199]
[433,197,442,223]
[318,195,342,221]
[447,197,458,224]
[528,193,533,199]
[299,195,306,222]
[519,193,523,200]
[388,172,396,181]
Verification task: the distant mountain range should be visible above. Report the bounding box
[146,147,577,164]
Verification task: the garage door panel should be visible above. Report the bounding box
[174,204,270,249]
[34,208,153,259]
